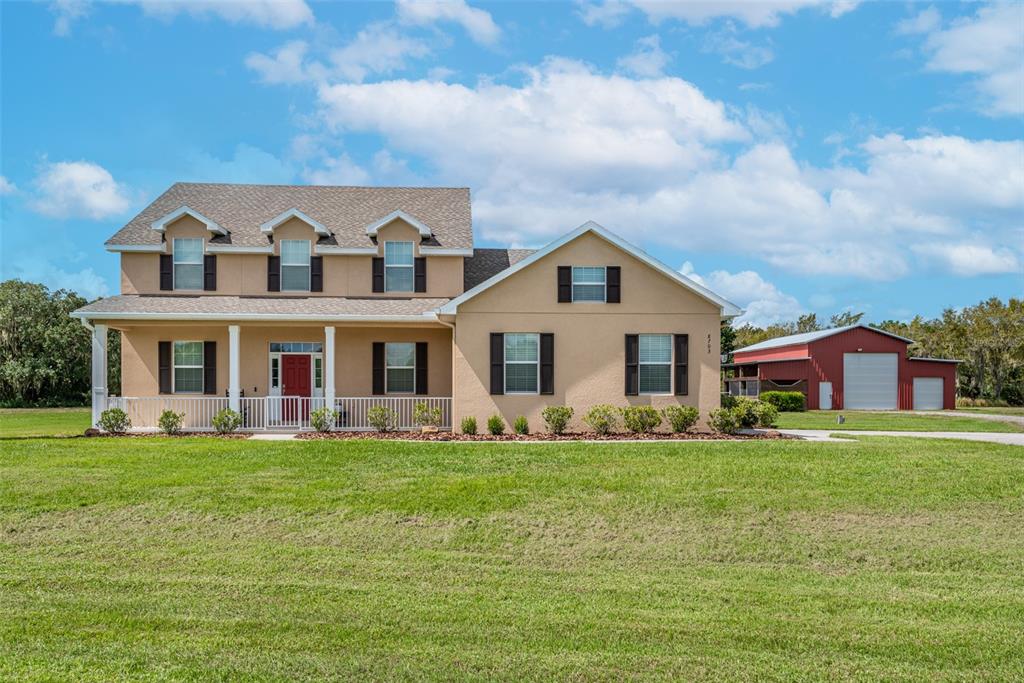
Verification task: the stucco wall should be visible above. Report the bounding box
[122,215,464,298]
[451,231,723,432]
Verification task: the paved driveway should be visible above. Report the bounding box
[779,429,1024,446]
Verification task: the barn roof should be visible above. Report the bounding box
[733,324,914,354]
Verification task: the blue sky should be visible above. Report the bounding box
[1,0,1021,326]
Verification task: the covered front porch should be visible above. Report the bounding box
[84,318,453,432]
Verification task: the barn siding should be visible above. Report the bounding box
[733,344,809,363]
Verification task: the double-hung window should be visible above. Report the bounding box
[173,341,204,393]
[572,266,606,302]
[173,238,203,290]
[638,334,672,394]
[280,240,311,291]
[385,342,415,393]
[504,333,539,394]
[384,241,414,292]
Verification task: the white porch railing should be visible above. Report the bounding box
[105,396,452,432]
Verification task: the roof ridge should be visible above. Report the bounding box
[171,182,470,190]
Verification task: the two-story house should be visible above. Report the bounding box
[72,182,741,431]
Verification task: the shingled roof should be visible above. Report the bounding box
[106,183,473,250]
[72,295,448,320]
[463,248,535,289]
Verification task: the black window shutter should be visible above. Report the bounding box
[490,333,504,395]
[540,333,554,395]
[203,341,217,395]
[557,266,572,303]
[414,257,427,293]
[625,334,639,396]
[674,334,689,396]
[203,255,217,291]
[415,342,428,395]
[267,255,280,292]
[372,342,385,395]
[311,255,324,292]
[372,257,385,292]
[158,341,171,394]
[160,254,173,291]
[606,266,621,303]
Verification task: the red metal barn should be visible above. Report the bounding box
[725,325,959,410]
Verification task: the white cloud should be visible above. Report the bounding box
[908,3,1024,116]
[51,0,313,35]
[30,160,131,220]
[44,265,111,299]
[681,262,804,327]
[396,0,500,46]
[914,242,1021,277]
[330,22,431,83]
[895,6,941,36]
[616,35,671,77]
[0,176,16,195]
[301,154,370,186]
[182,144,296,184]
[245,40,315,85]
[577,0,632,28]
[630,0,857,28]
[703,26,774,69]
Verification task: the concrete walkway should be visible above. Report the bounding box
[778,429,1024,446]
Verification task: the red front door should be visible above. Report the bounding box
[281,354,311,421]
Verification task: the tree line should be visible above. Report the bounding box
[0,280,120,407]
[722,297,1024,405]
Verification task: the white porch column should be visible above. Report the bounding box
[228,324,240,411]
[91,324,108,427]
[324,325,336,408]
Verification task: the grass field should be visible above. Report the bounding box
[775,409,1022,432]
[959,406,1024,417]
[2,431,1023,680]
[0,407,90,438]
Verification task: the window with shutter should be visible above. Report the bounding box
[674,334,688,396]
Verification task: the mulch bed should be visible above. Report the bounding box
[83,429,250,439]
[298,430,792,442]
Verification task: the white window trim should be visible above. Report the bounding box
[571,266,606,303]
[279,240,312,292]
[639,333,673,396]
[172,340,204,395]
[172,238,204,291]
[384,342,416,395]
[384,241,415,293]
[504,332,540,395]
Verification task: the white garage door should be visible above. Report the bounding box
[843,353,898,410]
[913,377,944,410]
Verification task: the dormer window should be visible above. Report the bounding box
[384,241,414,292]
[280,240,311,291]
[172,238,204,290]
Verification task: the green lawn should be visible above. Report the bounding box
[2,435,1023,680]
[959,406,1024,417]
[775,409,1023,432]
[0,407,90,438]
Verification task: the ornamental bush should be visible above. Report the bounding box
[583,404,618,435]
[460,416,478,435]
[662,405,699,433]
[541,405,573,435]
[98,407,131,433]
[708,407,740,434]
[754,401,779,428]
[157,409,184,435]
[367,405,398,432]
[212,408,242,434]
[621,405,662,433]
[759,390,805,412]
[487,414,505,436]
[310,406,338,433]
[413,402,442,428]
[513,415,529,435]
[730,397,760,429]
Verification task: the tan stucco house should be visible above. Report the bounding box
[72,183,741,432]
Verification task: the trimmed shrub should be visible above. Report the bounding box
[760,390,805,412]
[541,405,573,435]
[730,397,760,429]
[310,406,337,433]
[487,414,505,436]
[413,402,442,428]
[720,393,737,409]
[367,405,398,432]
[708,407,740,434]
[98,407,131,433]
[513,415,529,435]
[583,404,618,435]
[157,409,184,435]
[662,405,699,433]
[212,408,242,434]
[621,405,662,434]
[460,416,478,435]
[754,401,779,428]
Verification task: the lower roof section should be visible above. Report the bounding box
[71,294,448,322]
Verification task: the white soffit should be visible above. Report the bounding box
[260,208,330,236]
[365,210,433,239]
[150,206,227,236]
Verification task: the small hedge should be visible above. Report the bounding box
[98,407,131,433]
[212,408,242,434]
[662,405,699,433]
[513,415,529,435]
[157,409,184,435]
[487,414,505,435]
[583,404,618,435]
[541,406,573,435]
[460,416,478,435]
[310,407,337,433]
[621,405,661,434]
[760,390,805,412]
[367,405,398,432]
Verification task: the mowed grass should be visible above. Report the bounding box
[0,408,90,438]
[2,436,1023,681]
[959,406,1024,417]
[775,409,1022,432]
